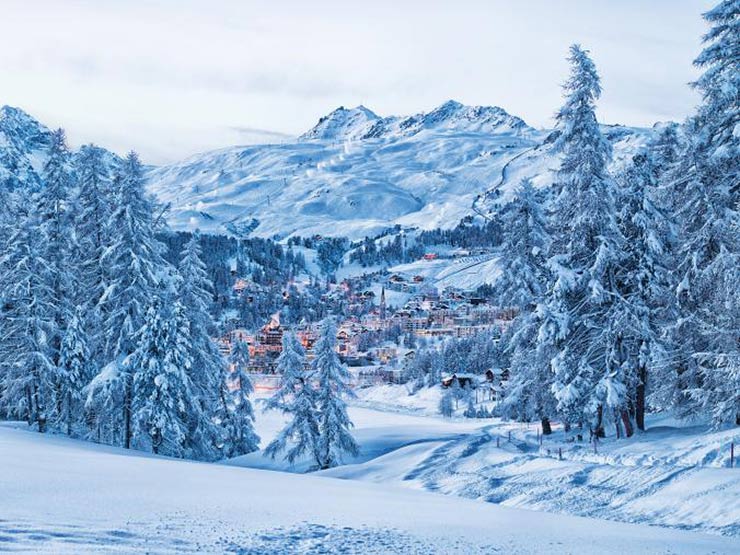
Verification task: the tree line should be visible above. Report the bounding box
[498,3,738,436]
[0,143,259,460]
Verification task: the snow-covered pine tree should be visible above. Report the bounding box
[0,205,56,430]
[0,188,16,417]
[56,305,90,436]
[313,319,359,469]
[74,145,114,363]
[537,45,628,436]
[495,179,549,308]
[439,388,454,417]
[95,151,169,448]
[221,339,260,458]
[37,129,77,427]
[263,348,321,468]
[428,349,445,388]
[264,331,307,412]
[615,148,676,431]
[130,300,193,457]
[666,0,740,426]
[495,179,555,433]
[463,389,477,418]
[176,232,224,457]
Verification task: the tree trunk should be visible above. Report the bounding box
[66,391,72,436]
[123,381,132,450]
[25,387,34,426]
[564,421,571,433]
[594,405,606,438]
[541,417,552,435]
[620,410,634,438]
[635,363,647,431]
[614,412,622,439]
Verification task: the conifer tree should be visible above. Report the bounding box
[495,179,549,309]
[57,305,90,435]
[537,45,627,436]
[221,340,260,457]
[176,232,224,456]
[313,319,358,469]
[95,151,168,448]
[616,148,675,431]
[264,359,321,467]
[439,388,454,417]
[496,179,555,433]
[37,130,77,426]
[264,332,307,412]
[665,0,740,426]
[0,206,55,430]
[130,300,193,457]
[74,145,114,362]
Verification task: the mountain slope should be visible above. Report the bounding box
[0,106,56,191]
[0,103,655,242]
[147,101,653,240]
[0,106,122,191]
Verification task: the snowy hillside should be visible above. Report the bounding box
[3,421,738,554]
[0,106,57,191]
[146,101,654,240]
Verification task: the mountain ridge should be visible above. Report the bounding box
[0,103,655,241]
[299,100,533,143]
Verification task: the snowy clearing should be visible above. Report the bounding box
[1,423,738,554]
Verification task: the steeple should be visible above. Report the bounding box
[379,287,387,320]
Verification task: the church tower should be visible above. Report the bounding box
[379,287,387,321]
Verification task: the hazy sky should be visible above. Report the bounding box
[0,0,714,164]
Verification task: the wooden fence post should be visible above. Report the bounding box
[732,442,735,468]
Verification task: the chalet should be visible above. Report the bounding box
[336,329,352,355]
[423,253,438,261]
[441,373,478,389]
[413,275,425,283]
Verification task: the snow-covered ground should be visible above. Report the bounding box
[388,254,501,290]
[313,386,740,538]
[2,421,739,554]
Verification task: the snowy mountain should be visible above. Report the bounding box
[0,106,121,191]
[147,101,654,240]
[0,106,56,191]
[0,103,654,241]
[299,105,381,141]
[298,100,530,143]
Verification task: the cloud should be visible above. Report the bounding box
[0,0,713,163]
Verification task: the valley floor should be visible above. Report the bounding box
[1,392,739,554]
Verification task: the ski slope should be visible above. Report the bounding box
[2,422,738,554]
[389,253,501,290]
[146,101,653,240]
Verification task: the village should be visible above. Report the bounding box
[218,264,516,395]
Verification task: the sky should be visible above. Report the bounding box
[0,0,715,164]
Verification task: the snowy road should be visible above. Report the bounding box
[1,424,738,554]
